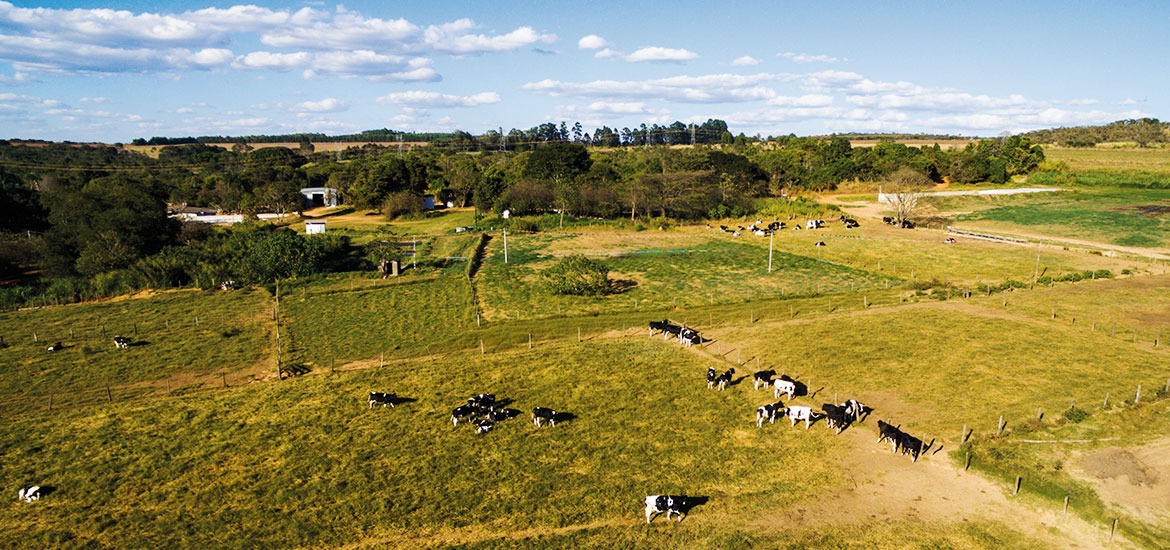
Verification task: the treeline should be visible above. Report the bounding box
[0,130,1046,309]
[1023,118,1169,147]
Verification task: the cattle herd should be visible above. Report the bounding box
[709,216,862,239]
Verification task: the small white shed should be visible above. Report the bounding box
[305,221,326,235]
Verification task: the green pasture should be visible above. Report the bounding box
[0,289,270,399]
[1043,146,1170,172]
[0,339,865,549]
[475,231,900,321]
[933,187,1170,247]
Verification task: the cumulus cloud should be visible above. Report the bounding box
[578,34,608,49]
[625,47,698,63]
[594,48,621,59]
[732,56,760,66]
[377,90,501,107]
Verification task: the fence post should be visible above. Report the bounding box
[528,333,533,349]
[1014,476,1022,495]
[965,453,972,471]
[1037,407,1043,421]
[1135,385,1141,404]
[1110,518,1118,541]
[48,394,53,411]
[1104,392,1109,408]
[1063,495,1069,514]
[106,386,112,403]
[221,373,227,388]
[480,340,485,355]
[961,424,967,442]
[997,415,1004,435]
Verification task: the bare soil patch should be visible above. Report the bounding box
[1073,439,1170,525]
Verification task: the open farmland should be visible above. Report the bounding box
[2,190,1170,548]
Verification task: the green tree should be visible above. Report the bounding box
[541,254,610,296]
[244,229,326,282]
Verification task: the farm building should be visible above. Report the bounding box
[305,221,326,234]
[300,187,340,208]
[422,194,435,211]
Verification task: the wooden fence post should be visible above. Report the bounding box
[1063,495,1069,514]
[221,373,227,388]
[1014,476,1022,495]
[480,340,485,355]
[528,333,533,349]
[48,394,53,411]
[1110,518,1118,541]
[997,415,1005,435]
[965,453,972,471]
[106,386,112,403]
[1104,392,1109,408]
[1135,385,1141,404]
[1037,407,1043,421]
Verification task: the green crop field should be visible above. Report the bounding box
[1043,146,1170,172]
[3,183,1170,547]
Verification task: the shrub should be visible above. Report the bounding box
[1063,406,1089,423]
[541,254,610,296]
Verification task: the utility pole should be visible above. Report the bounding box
[691,124,696,146]
[503,228,508,263]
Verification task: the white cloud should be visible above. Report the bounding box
[292,98,349,113]
[768,94,834,107]
[779,51,843,64]
[235,51,310,71]
[594,48,621,59]
[625,47,698,63]
[377,90,501,107]
[578,34,608,49]
[524,73,782,103]
[732,56,760,66]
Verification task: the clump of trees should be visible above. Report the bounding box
[541,255,610,296]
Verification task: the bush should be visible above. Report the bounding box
[383,191,422,219]
[1063,406,1090,423]
[541,254,610,296]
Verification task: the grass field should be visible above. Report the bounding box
[1043,146,1170,172]
[3,181,1170,547]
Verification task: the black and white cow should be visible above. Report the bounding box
[533,406,557,427]
[451,404,476,426]
[45,342,63,352]
[752,369,776,390]
[678,328,700,346]
[18,486,41,503]
[650,319,682,339]
[842,399,866,423]
[944,237,956,244]
[714,368,735,391]
[877,420,902,452]
[756,401,785,428]
[468,393,496,412]
[644,494,689,523]
[368,392,397,408]
[785,405,815,429]
[706,366,717,388]
[487,407,519,423]
[814,241,826,247]
[473,419,494,435]
[113,335,132,349]
[772,377,797,400]
[898,432,924,462]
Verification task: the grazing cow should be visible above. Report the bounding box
[752,369,776,390]
[944,237,956,244]
[473,419,494,435]
[644,495,688,523]
[898,432,924,462]
[368,392,397,408]
[877,420,902,452]
[113,336,131,349]
[814,241,826,247]
[678,328,700,347]
[219,280,237,291]
[706,366,717,388]
[533,407,557,427]
[487,407,518,422]
[756,401,785,428]
[18,486,40,503]
[901,219,916,229]
[46,342,63,352]
[451,404,475,426]
[785,405,815,429]
[792,225,801,231]
[768,221,783,231]
[772,378,796,400]
[842,399,866,423]
[468,393,496,412]
[883,216,896,225]
[821,403,848,433]
[714,368,735,391]
[650,319,682,340]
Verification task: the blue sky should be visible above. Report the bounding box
[0,0,1164,142]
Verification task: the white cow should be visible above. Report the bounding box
[773,379,796,400]
[786,406,815,429]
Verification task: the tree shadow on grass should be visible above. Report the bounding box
[609,279,638,294]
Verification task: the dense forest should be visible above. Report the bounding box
[0,118,1052,309]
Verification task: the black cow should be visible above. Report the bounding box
[46,342,63,352]
[649,319,682,339]
[533,406,557,427]
[706,366,717,388]
[756,401,785,428]
[368,392,397,408]
[714,368,735,391]
[842,399,866,423]
[487,407,519,422]
[877,420,902,452]
[644,494,689,523]
[113,335,131,349]
[898,432,924,462]
[821,403,848,434]
[752,369,776,390]
[451,404,476,426]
